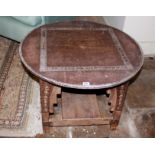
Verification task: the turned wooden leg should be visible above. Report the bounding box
[40,80,53,133]
[108,82,128,130]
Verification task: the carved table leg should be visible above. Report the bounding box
[108,82,128,130]
[40,80,53,133]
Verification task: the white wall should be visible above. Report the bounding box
[124,16,155,42]
[104,16,155,55]
[104,16,126,30]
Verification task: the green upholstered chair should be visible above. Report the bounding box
[0,16,75,42]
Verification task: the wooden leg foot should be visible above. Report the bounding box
[43,125,50,134]
[110,120,119,130]
[110,111,121,130]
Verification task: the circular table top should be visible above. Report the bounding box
[19,21,143,89]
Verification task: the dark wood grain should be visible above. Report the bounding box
[19,21,143,132]
[20,21,143,89]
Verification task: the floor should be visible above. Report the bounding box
[37,17,155,138]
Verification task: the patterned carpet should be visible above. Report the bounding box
[0,37,43,137]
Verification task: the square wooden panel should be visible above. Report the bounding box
[61,91,101,119]
[49,89,113,127]
[40,27,133,72]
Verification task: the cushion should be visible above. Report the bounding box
[12,16,42,26]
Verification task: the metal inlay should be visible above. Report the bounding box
[40,27,133,72]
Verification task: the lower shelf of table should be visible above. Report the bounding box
[49,88,113,127]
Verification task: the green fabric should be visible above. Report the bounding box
[0,16,75,42]
[45,16,75,23]
[12,16,42,26]
[0,16,36,42]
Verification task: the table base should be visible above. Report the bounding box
[39,80,128,133]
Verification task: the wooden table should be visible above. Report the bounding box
[19,21,143,132]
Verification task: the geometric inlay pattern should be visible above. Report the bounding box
[40,27,133,72]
